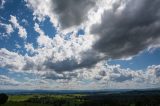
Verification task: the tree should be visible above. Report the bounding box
[0,93,8,105]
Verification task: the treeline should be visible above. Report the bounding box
[25,94,160,106]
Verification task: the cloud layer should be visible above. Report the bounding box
[0,0,160,89]
[2,0,160,73]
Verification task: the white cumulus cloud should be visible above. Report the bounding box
[9,15,27,39]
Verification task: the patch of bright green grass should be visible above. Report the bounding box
[8,95,33,102]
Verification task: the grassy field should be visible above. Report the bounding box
[1,94,86,106]
[8,95,33,102]
[1,91,160,106]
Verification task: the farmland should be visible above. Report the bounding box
[1,90,160,106]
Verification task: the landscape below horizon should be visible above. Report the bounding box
[0,89,160,106]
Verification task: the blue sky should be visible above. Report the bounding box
[0,0,160,90]
[108,49,160,70]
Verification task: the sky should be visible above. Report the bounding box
[0,0,160,90]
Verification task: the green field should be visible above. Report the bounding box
[1,94,86,106]
[1,91,160,106]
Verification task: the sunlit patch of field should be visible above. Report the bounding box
[8,95,33,102]
[1,94,87,106]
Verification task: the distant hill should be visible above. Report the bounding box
[0,88,160,95]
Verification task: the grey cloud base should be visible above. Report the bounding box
[91,0,160,59]
[43,51,103,72]
[51,0,95,29]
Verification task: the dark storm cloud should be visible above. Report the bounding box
[51,0,95,29]
[91,0,160,59]
[44,51,103,72]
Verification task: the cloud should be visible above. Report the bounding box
[91,0,160,59]
[0,75,20,86]
[51,0,95,29]
[0,21,97,73]
[0,47,160,89]
[155,69,160,77]
[0,48,25,71]
[0,0,5,9]
[110,74,133,82]
[0,22,14,36]
[9,15,27,39]
[93,64,138,83]
[24,0,160,72]
[24,43,35,54]
[25,0,58,27]
[5,24,14,35]
[34,0,160,70]
[43,50,103,72]
[26,0,98,31]
[1,0,160,90]
[0,34,159,88]
[42,71,78,81]
[148,65,160,78]
[34,23,53,47]
[40,61,160,89]
[29,23,97,72]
